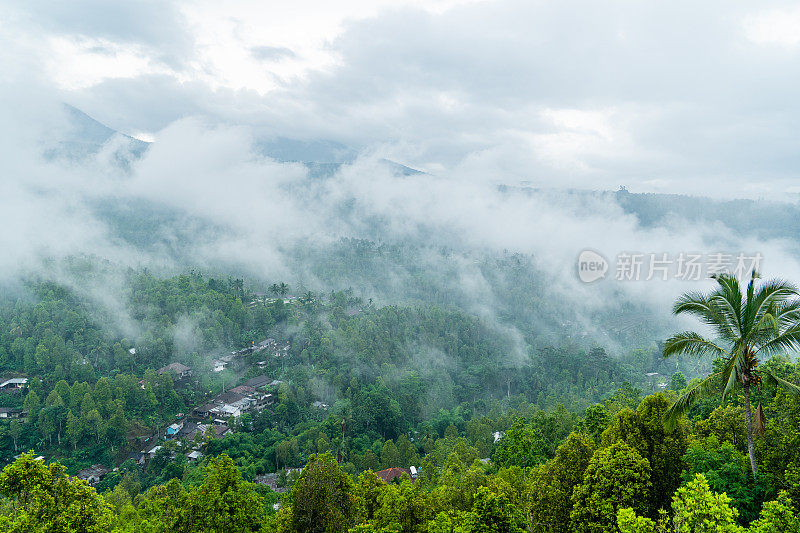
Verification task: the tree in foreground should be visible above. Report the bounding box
[747,491,800,533]
[0,452,113,532]
[181,454,266,532]
[663,272,800,474]
[114,453,267,533]
[570,441,652,533]
[528,432,595,533]
[617,473,741,533]
[601,394,689,516]
[467,486,526,533]
[277,452,357,533]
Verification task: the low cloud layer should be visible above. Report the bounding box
[3,1,800,354]
[4,99,800,325]
[4,1,799,197]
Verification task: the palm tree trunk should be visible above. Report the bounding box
[743,383,758,475]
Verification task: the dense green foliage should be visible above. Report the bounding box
[5,377,800,532]
[2,267,800,531]
[0,264,663,471]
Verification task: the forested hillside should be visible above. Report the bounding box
[4,366,800,531]
[1,265,800,531]
[0,261,653,468]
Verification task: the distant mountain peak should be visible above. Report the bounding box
[56,105,422,176]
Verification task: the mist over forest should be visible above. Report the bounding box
[4,2,800,532]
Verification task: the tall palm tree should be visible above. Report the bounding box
[663,272,800,475]
[278,282,290,297]
[300,291,315,304]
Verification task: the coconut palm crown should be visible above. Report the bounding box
[663,271,800,475]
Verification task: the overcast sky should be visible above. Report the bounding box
[3,0,800,197]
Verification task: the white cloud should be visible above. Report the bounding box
[744,7,800,48]
[4,0,800,199]
[45,36,171,90]
[7,0,800,360]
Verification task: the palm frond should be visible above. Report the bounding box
[714,274,744,334]
[772,300,800,337]
[720,348,743,400]
[749,310,780,348]
[756,323,800,357]
[748,279,797,325]
[711,296,748,344]
[672,290,712,315]
[762,368,800,400]
[663,331,729,360]
[744,279,797,344]
[673,292,740,341]
[664,373,722,430]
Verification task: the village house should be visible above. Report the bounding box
[242,375,272,389]
[230,384,274,410]
[215,391,250,407]
[374,467,414,484]
[76,464,110,486]
[256,392,275,409]
[192,378,276,425]
[229,385,255,395]
[144,445,163,459]
[254,473,287,493]
[213,390,258,417]
[259,338,277,349]
[211,424,231,438]
[126,451,145,466]
[13,453,45,462]
[0,407,23,419]
[274,343,290,357]
[231,377,275,407]
[183,425,203,440]
[231,338,278,356]
[185,423,230,440]
[211,403,241,419]
[166,421,184,438]
[187,450,203,462]
[177,421,199,439]
[0,378,28,391]
[157,363,192,380]
[233,338,277,355]
[193,402,217,419]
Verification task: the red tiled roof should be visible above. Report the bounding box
[374,467,411,483]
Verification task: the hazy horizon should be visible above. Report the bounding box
[3,1,800,347]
